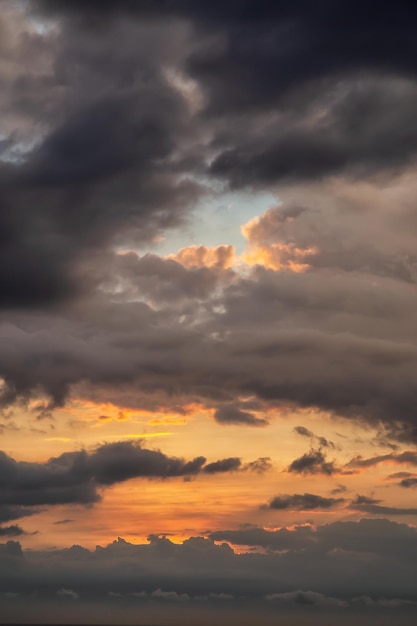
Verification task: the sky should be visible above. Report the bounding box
[1,1,417,624]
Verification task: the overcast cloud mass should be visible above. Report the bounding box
[1,1,417,624]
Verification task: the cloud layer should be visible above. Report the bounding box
[1,519,417,624]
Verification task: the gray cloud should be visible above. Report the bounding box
[0,442,249,516]
[0,525,26,537]
[293,426,314,438]
[214,405,268,427]
[0,505,38,524]
[203,457,241,474]
[0,3,416,445]
[287,449,338,476]
[347,451,417,470]
[349,495,417,516]
[400,478,417,489]
[5,0,417,529]
[243,457,272,474]
[0,4,203,308]
[1,255,417,441]
[262,493,345,511]
[210,78,417,186]
[293,426,335,449]
[330,484,347,495]
[1,518,417,618]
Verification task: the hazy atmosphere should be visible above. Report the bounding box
[1,1,417,624]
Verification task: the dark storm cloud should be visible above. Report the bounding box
[214,405,268,427]
[0,3,203,308]
[2,259,417,436]
[262,493,345,511]
[1,242,417,440]
[1,0,417,312]
[0,1,416,445]
[0,442,246,516]
[209,78,417,186]
[38,1,417,110]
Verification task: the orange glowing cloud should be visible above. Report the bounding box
[168,244,235,269]
[241,242,316,272]
[240,208,317,272]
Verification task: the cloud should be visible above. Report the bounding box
[385,472,417,480]
[349,495,417,516]
[0,505,38,524]
[56,588,79,601]
[210,78,417,186]
[330,484,347,495]
[293,426,314,438]
[1,248,417,441]
[400,478,417,488]
[293,426,335,449]
[169,245,235,270]
[203,458,241,474]
[0,525,26,537]
[1,518,417,618]
[243,457,272,474]
[259,492,417,516]
[0,442,249,517]
[214,405,268,427]
[347,451,417,470]
[261,493,345,511]
[265,590,348,608]
[102,251,236,306]
[209,518,417,560]
[0,3,203,309]
[287,449,338,476]
[0,1,416,448]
